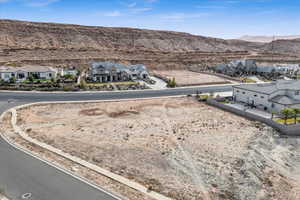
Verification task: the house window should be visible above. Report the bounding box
[272,103,275,108]
[261,96,264,99]
[236,90,240,93]
[242,92,246,94]
[295,91,300,95]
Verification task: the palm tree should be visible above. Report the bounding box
[281,108,295,125]
[293,108,300,124]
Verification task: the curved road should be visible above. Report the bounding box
[0,85,233,200]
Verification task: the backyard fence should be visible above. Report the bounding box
[207,99,300,136]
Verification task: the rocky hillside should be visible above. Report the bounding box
[0,19,250,52]
[263,39,300,54]
[0,19,299,69]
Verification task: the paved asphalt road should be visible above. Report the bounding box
[0,85,233,200]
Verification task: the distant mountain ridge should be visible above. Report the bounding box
[238,35,300,43]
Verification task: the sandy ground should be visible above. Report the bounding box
[16,98,300,200]
[0,112,154,200]
[153,70,229,86]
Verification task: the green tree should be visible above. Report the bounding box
[27,74,35,83]
[9,76,16,84]
[293,108,300,124]
[281,108,295,125]
[167,77,176,88]
[51,77,55,83]
[63,74,75,80]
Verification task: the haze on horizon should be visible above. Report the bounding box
[0,0,299,39]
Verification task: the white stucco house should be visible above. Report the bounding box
[233,80,300,113]
[0,66,57,82]
[59,67,78,77]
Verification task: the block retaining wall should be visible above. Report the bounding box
[207,99,300,136]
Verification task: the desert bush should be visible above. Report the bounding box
[9,76,16,84]
[79,80,87,90]
[167,77,176,88]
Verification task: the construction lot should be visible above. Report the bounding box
[153,70,230,86]
[16,98,300,200]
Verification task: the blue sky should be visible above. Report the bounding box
[0,0,299,38]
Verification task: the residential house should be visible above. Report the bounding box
[59,67,78,77]
[89,62,149,83]
[256,66,277,76]
[215,59,257,76]
[233,80,300,113]
[215,59,300,78]
[0,66,57,82]
[128,64,149,80]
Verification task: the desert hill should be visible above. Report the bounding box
[0,19,251,52]
[0,19,300,69]
[238,35,300,43]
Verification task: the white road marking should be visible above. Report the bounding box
[21,193,32,199]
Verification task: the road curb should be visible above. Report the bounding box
[9,99,176,200]
[0,83,237,94]
[0,110,124,200]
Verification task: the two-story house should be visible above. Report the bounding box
[89,62,149,83]
[233,80,300,113]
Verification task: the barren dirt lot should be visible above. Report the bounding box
[153,70,230,86]
[18,98,300,200]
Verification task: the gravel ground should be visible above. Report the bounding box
[17,98,300,200]
[0,112,154,200]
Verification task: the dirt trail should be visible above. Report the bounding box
[161,101,212,200]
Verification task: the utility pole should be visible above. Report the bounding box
[271,35,275,62]
[132,32,135,49]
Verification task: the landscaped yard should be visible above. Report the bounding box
[275,117,300,125]
[87,81,138,86]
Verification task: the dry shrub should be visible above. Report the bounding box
[108,110,139,118]
[78,108,103,116]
